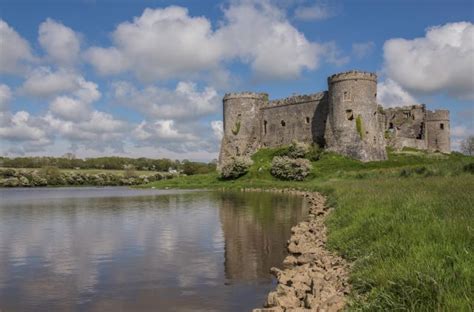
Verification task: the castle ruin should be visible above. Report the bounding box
[219,70,450,164]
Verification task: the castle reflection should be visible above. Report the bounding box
[218,191,308,282]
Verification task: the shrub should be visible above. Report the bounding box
[287,141,310,158]
[463,163,474,174]
[40,166,63,185]
[270,156,312,181]
[218,156,253,180]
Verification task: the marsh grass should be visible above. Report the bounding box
[146,148,474,310]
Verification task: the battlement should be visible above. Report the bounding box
[223,92,269,101]
[384,104,426,112]
[328,70,377,84]
[426,109,449,120]
[266,92,326,108]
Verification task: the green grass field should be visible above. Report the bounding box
[146,148,474,311]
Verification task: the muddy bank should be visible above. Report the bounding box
[239,188,350,312]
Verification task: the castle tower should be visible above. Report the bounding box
[218,92,268,165]
[324,71,387,161]
[425,110,450,153]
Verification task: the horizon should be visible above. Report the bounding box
[1,0,473,161]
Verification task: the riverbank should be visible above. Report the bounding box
[247,189,350,311]
[145,149,474,310]
[0,167,177,187]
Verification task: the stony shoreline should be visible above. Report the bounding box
[240,188,350,312]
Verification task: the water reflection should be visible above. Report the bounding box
[0,187,307,311]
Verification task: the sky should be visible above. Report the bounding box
[0,0,473,161]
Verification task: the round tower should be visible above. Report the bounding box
[219,92,268,165]
[425,110,450,153]
[325,71,387,161]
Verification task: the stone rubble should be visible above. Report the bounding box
[243,188,350,312]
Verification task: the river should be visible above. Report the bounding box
[0,187,308,311]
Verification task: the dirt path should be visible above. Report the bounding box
[250,189,351,312]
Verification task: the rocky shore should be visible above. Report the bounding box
[242,188,350,312]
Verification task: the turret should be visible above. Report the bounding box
[324,71,387,161]
[219,92,268,166]
[425,110,450,153]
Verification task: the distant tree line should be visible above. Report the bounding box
[0,156,217,175]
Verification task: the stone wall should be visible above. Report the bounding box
[261,92,328,148]
[426,110,450,153]
[325,71,387,161]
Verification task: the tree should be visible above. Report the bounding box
[460,135,474,156]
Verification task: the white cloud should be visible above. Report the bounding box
[50,96,91,121]
[85,2,345,81]
[0,19,34,74]
[383,21,474,100]
[86,6,222,81]
[112,81,219,120]
[295,0,341,21]
[294,1,339,21]
[132,120,196,142]
[38,18,81,66]
[20,67,78,98]
[377,79,418,107]
[352,41,375,59]
[0,111,51,145]
[0,84,12,112]
[211,120,223,140]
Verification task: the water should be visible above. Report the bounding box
[0,187,307,311]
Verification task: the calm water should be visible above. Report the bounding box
[0,187,307,311]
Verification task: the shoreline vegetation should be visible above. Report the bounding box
[145,146,473,311]
[2,147,473,310]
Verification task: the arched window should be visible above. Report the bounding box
[263,120,267,134]
[281,120,286,127]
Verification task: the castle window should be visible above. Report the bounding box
[389,122,394,129]
[440,123,444,130]
[264,120,267,135]
[345,109,354,121]
[374,93,377,98]
[281,120,286,127]
[305,117,310,124]
[343,91,351,102]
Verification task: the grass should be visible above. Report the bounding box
[144,147,474,310]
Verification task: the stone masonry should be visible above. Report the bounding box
[219,70,451,164]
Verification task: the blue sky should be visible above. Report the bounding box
[0,0,473,160]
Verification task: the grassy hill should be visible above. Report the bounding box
[146,148,474,311]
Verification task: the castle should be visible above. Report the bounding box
[219,71,450,164]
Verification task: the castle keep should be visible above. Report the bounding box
[219,70,450,164]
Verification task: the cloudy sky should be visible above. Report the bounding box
[0,0,473,160]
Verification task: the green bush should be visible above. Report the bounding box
[270,156,312,181]
[463,163,474,174]
[218,156,253,180]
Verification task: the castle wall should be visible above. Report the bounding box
[260,92,328,148]
[426,110,450,153]
[325,71,387,161]
[219,92,267,164]
[218,70,450,166]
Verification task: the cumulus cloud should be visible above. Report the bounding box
[112,81,219,120]
[377,79,418,107]
[294,1,339,21]
[383,22,474,100]
[49,96,91,121]
[0,19,34,74]
[0,111,51,145]
[211,120,224,140]
[85,1,345,81]
[20,67,79,98]
[352,41,375,59]
[38,18,81,66]
[0,84,12,112]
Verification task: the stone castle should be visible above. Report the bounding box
[219,70,450,164]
